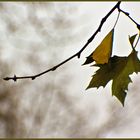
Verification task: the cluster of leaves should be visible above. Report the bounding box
[83,29,140,106]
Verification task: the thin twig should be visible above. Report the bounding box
[4,1,121,82]
[118,8,139,27]
[118,7,140,49]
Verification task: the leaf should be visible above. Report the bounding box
[83,52,94,65]
[129,34,137,47]
[87,56,126,89]
[83,29,114,65]
[87,49,140,106]
[93,29,114,64]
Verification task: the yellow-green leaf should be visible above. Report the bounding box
[83,29,114,65]
[92,29,114,64]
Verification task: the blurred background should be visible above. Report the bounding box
[0,1,140,138]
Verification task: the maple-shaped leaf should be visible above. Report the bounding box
[87,49,140,106]
[83,29,114,65]
[86,55,126,89]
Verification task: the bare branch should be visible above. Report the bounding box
[118,8,140,28]
[4,1,121,82]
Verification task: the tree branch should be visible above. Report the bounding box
[118,8,140,29]
[3,1,121,82]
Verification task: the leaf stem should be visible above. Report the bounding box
[113,11,120,29]
[134,33,140,48]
